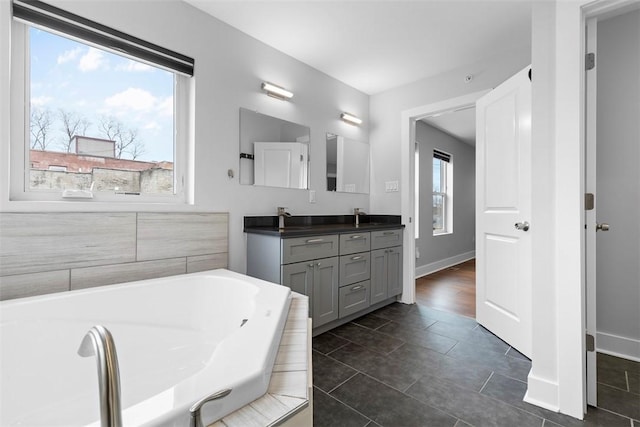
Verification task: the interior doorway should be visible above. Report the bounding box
[413,106,478,319]
[584,4,640,419]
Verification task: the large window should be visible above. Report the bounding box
[433,149,452,235]
[10,0,193,202]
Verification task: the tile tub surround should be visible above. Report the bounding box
[212,293,312,427]
[312,302,637,427]
[0,212,228,300]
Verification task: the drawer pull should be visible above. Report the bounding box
[308,263,314,267]
[351,255,363,260]
[383,231,396,235]
[306,238,324,244]
[388,249,394,253]
[350,235,362,239]
[351,285,364,291]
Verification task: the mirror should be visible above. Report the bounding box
[239,108,310,189]
[326,133,370,194]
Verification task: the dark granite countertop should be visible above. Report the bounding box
[244,214,404,237]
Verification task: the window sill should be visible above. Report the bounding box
[433,231,453,237]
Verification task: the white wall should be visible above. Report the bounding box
[369,50,530,215]
[0,0,370,274]
[415,122,475,275]
[595,9,640,359]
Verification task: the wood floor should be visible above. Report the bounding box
[415,259,476,318]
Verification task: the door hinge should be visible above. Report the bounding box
[585,193,595,211]
[586,333,595,352]
[586,53,595,71]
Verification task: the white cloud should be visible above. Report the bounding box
[143,121,160,130]
[31,96,53,107]
[157,96,174,116]
[57,47,82,65]
[116,60,155,72]
[104,88,157,112]
[79,48,106,72]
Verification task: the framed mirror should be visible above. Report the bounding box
[239,108,310,189]
[326,133,370,194]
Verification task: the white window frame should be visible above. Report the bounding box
[9,19,192,205]
[433,150,453,236]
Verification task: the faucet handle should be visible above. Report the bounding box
[277,207,288,214]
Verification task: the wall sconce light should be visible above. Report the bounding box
[340,112,362,126]
[261,82,293,100]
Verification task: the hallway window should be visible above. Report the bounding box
[433,149,452,235]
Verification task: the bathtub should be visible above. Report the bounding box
[0,269,292,426]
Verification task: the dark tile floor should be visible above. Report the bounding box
[312,302,639,427]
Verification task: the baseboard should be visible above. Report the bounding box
[596,331,640,362]
[415,251,475,278]
[523,372,560,413]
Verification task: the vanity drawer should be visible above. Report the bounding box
[282,235,339,264]
[339,281,370,318]
[371,229,403,250]
[339,232,371,255]
[339,252,370,286]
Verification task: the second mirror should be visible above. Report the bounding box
[326,133,370,194]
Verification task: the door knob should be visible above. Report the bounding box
[514,221,530,232]
[596,223,610,232]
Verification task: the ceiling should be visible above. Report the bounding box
[421,108,476,146]
[183,0,533,145]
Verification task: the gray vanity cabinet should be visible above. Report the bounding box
[370,230,404,305]
[246,225,402,333]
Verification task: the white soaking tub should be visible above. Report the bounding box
[0,269,292,426]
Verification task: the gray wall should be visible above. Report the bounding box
[595,9,640,356]
[415,121,475,275]
[0,0,370,276]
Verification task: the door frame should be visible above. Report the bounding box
[399,90,489,305]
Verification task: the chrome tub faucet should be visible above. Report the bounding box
[78,325,122,427]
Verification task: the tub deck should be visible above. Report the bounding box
[211,293,311,427]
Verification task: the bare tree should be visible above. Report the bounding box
[58,109,90,152]
[30,107,53,150]
[98,116,144,159]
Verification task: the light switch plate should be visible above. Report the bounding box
[309,190,316,203]
[385,180,399,192]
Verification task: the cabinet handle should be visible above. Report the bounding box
[383,231,395,235]
[308,263,314,267]
[351,285,364,291]
[316,262,322,267]
[351,255,363,260]
[350,235,362,239]
[388,249,394,253]
[306,238,324,244]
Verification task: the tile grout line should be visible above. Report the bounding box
[625,370,630,392]
[478,371,494,394]
[314,385,375,427]
[326,372,360,395]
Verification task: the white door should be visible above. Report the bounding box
[253,142,306,188]
[476,66,532,358]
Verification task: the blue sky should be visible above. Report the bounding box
[30,27,174,162]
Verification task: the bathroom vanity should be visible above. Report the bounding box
[245,215,403,335]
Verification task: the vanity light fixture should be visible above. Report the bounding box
[340,112,362,126]
[261,82,293,100]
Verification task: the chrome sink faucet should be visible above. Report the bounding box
[78,325,122,427]
[354,208,366,227]
[277,207,292,229]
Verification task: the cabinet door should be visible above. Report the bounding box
[386,246,403,297]
[282,261,313,317]
[370,248,387,305]
[312,257,339,328]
